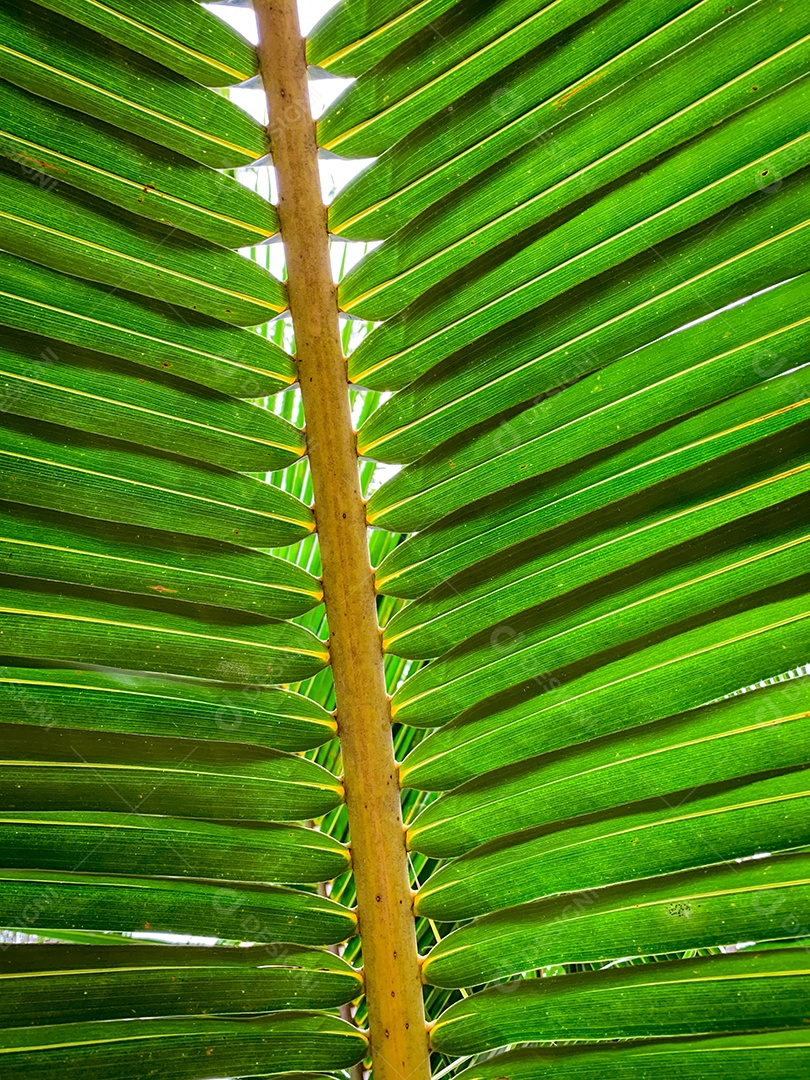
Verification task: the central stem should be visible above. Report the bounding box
[254,5,431,1079]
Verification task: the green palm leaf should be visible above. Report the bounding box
[452,1031,810,1080]
[430,949,810,1053]
[0,2,267,167]
[408,676,810,859]
[0,1014,366,1078]
[1,0,808,1075]
[27,0,260,86]
[0,943,361,1021]
[0,79,278,248]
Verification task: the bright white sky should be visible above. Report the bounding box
[207,0,353,125]
[206,1,372,286]
[207,0,335,38]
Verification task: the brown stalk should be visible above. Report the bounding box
[254,4,431,1078]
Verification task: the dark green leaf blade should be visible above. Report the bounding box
[329,0,759,240]
[0,331,304,473]
[423,852,810,986]
[375,414,809,606]
[0,870,357,945]
[341,14,808,321]
[319,0,621,157]
[0,2,267,168]
[0,79,278,248]
[0,812,349,884]
[0,722,343,821]
[416,768,810,920]
[0,666,336,752]
[371,358,810,537]
[0,165,286,325]
[451,1030,810,1080]
[0,577,329,684]
[383,455,810,660]
[362,255,808,474]
[400,591,810,790]
[307,0,461,76]
[385,427,810,668]
[0,414,314,550]
[429,949,810,1054]
[0,943,360,1024]
[0,1013,367,1077]
[407,678,810,860]
[390,508,810,723]
[0,502,321,621]
[28,0,259,86]
[0,253,295,398]
[352,155,810,395]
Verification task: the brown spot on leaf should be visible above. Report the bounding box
[554,73,602,109]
